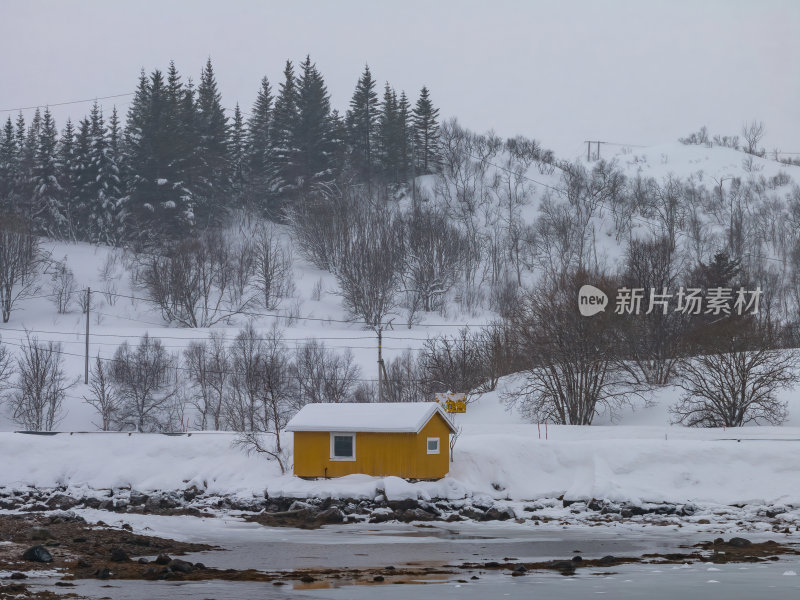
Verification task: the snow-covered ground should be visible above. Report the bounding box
[2,141,800,511]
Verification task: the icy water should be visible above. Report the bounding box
[24,517,800,599]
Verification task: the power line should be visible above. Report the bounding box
[0,93,135,114]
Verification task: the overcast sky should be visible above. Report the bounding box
[2,0,797,158]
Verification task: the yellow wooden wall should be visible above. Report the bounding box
[292,413,451,479]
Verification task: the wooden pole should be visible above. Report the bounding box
[84,287,90,384]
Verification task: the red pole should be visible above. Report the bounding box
[545,420,548,440]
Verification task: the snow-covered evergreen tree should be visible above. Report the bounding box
[346,65,379,183]
[294,55,336,191]
[412,86,441,174]
[247,76,279,213]
[0,117,19,214]
[230,103,247,209]
[271,60,300,196]
[194,58,230,225]
[32,108,66,237]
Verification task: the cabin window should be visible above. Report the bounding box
[427,437,440,454]
[330,433,356,461]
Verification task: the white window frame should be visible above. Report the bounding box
[330,432,356,461]
[427,437,440,455]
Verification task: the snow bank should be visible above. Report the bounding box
[3,425,800,507]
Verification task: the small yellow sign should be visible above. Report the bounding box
[436,392,466,413]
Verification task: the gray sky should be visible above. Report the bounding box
[2,0,798,158]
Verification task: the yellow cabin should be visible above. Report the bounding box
[286,402,457,480]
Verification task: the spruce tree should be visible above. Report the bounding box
[230,103,247,208]
[194,58,230,225]
[247,76,278,212]
[271,60,299,195]
[0,117,18,213]
[412,86,441,174]
[57,119,76,239]
[125,68,192,241]
[73,117,93,240]
[294,55,335,191]
[378,83,399,182]
[32,107,65,236]
[346,65,379,183]
[397,91,412,182]
[87,102,122,245]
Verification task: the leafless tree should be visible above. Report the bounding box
[48,257,77,314]
[135,229,255,327]
[384,349,426,403]
[110,334,178,432]
[505,270,644,425]
[419,328,489,401]
[184,332,230,430]
[229,323,295,473]
[671,321,798,427]
[333,199,406,331]
[292,339,360,407]
[84,355,121,431]
[8,332,73,431]
[253,224,294,310]
[618,236,686,385]
[0,216,45,323]
[402,206,467,313]
[742,120,766,156]
[0,337,14,397]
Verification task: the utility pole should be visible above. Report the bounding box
[377,327,384,402]
[585,140,606,161]
[84,287,91,384]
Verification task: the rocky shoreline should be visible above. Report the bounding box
[3,485,800,531]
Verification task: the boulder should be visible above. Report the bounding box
[110,548,129,562]
[22,545,53,563]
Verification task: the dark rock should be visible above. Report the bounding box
[460,506,486,520]
[9,572,27,580]
[110,547,129,562]
[484,507,515,521]
[45,494,79,510]
[572,556,583,562]
[94,567,111,579]
[194,562,206,570]
[369,510,394,524]
[22,545,53,563]
[98,500,113,511]
[373,575,385,582]
[129,490,148,506]
[548,560,576,573]
[713,537,725,545]
[138,558,149,564]
[680,504,697,516]
[121,523,133,532]
[317,507,345,524]
[300,575,315,583]
[183,486,202,502]
[168,559,194,573]
[513,564,527,573]
[397,508,435,522]
[72,537,87,543]
[445,513,464,522]
[143,566,159,577]
[77,559,91,568]
[82,497,101,509]
[484,561,500,568]
[385,566,396,570]
[387,499,420,512]
[598,555,617,565]
[154,553,172,565]
[470,575,479,580]
[728,537,752,547]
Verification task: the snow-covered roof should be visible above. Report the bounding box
[285,402,456,434]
